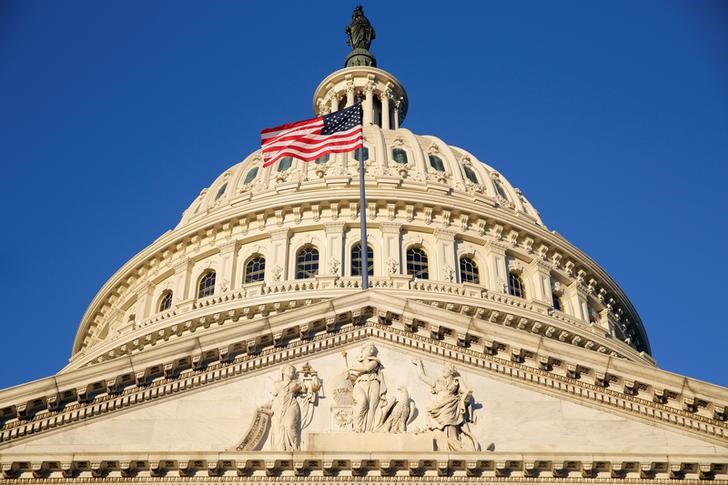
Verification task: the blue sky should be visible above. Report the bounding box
[1,0,726,390]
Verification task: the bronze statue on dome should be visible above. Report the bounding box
[346,6,376,51]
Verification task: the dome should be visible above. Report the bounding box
[177,125,543,230]
[67,59,650,374]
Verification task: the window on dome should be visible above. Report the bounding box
[494,179,509,200]
[463,165,479,184]
[296,245,319,279]
[459,256,480,284]
[406,246,429,279]
[158,290,173,312]
[351,242,373,277]
[392,148,408,164]
[243,167,259,184]
[215,183,227,200]
[353,146,369,162]
[278,157,293,172]
[198,271,216,298]
[429,154,445,172]
[508,272,525,299]
[315,154,330,164]
[244,255,266,283]
[552,292,563,311]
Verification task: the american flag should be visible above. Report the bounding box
[261,104,363,167]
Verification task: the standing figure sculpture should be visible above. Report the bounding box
[269,364,320,451]
[413,359,481,451]
[346,343,387,432]
[346,6,375,51]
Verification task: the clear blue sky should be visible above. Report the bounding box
[1,1,726,390]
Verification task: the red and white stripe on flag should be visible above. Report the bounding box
[260,107,363,167]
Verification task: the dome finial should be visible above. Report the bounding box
[345,6,377,68]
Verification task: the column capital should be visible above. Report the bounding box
[484,240,508,256]
[173,258,194,274]
[380,221,402,234]
[269,228,290,242]
[433,228,457,242]
[323,222,346,235]
[217,239,238,254]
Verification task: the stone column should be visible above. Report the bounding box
[268,228,290,284]
[173,258,195,304]
[134,283,155,323]
[346,78,355,108]
[565,281,590,322]
[324,222,346,276]
[381,88,391,130]
[433,229,457,282]
[483,241,508,292]
[217,240,238,292]
[525,259,553,306]
[363,80,374,126]
[393,100,401,130]
[380,222,402,274]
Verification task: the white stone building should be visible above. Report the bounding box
[0,7,726,484]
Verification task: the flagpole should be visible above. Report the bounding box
[358,142,369,291]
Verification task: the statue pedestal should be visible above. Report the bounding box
[305,432,436,452]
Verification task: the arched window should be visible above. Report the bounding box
[296,246,319,279]
[243,167,258,184]
[158,290,173,312]
[508,272,525,298]
[278,157,293,172]
[428,154,445,172]
[392,148,408,164]
[494,178,509,200]
[244,255,266,283]
[351,242,373,276]
[353,146,369,162]
[315,154,330,164]
[463,165,479,184]
[552,292,563,311]
[459,256,480,284]
[406,247,429,279]
[198,271,216,298]
[215,183,227,200]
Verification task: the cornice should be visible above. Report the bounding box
[1,451,727,481]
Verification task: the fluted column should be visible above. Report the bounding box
[346,79,355,108]
[363,80,374,126]
[381,89,391,130]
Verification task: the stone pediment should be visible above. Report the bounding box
[0,292,727,481]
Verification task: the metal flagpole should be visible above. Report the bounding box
[358,142,369,291]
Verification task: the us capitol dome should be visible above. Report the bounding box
[1,7,726,483]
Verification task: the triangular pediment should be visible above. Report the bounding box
[1,291,727,481]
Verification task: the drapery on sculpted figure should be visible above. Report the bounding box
[346,6,375,51]
[269,364,320,451]
[345,343,387,432]
[413,359,481,451]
